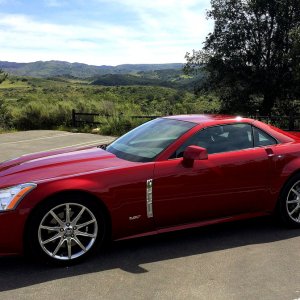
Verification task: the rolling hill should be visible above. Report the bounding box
[90,69,201,90]
[0,60,183,78]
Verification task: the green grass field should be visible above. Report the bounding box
[0,76,221,135]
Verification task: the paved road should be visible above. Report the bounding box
[1,131,300,300]
[0,130,115,161]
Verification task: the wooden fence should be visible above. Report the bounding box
[71,110,102,127]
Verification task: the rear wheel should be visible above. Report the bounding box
[279,175,300,228]
[26,194,106,265]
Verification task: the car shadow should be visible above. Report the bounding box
[0,216,299,292]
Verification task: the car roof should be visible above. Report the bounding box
[164,114,254,125]
[163,114,296,143]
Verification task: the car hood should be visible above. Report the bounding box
[0,146,134,187]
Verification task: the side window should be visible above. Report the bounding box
[253,127,277,147]
[223,124,253,152]
[171,123,253,158]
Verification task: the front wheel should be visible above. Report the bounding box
[278,175,300,228]
[26,195,106,265]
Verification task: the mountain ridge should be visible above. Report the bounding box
[0,60,183,78]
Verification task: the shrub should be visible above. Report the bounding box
[100,115,144,136]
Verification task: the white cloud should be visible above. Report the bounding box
[0,0,213,65]
[97,0,213,54]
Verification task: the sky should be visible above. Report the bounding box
[0,0,212,66]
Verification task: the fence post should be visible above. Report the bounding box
[289,111,295,131]
[72,109,76,128]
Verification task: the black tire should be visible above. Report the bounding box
[25,193,106,265]
[278,174,300,228]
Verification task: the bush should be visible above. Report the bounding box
[12,101,73,130]
[100,115,144,136]
[0,99,13,129]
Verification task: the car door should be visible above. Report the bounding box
[152,123,273,228]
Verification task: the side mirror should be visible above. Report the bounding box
[183,145,208,166]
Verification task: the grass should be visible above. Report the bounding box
[0,78,29,89]
[0,76,221,135]
[0,127,17,134]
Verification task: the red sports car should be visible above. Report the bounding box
[1,115,300,264]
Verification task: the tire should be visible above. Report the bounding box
[278,174,300,228]
[25,193,106,265]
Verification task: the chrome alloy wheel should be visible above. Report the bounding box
[286,180,300,223]
[38,203,98,260]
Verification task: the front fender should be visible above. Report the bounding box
[17,173,111,213]
[18,162,155,241]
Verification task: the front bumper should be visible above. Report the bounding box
[0,209,28,256]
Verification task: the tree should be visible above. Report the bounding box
[185,0,300,114]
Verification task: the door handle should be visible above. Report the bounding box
[265,147,274,157]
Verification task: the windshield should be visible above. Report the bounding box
[106,118,196,162]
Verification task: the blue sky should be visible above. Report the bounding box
[0,0,212,65]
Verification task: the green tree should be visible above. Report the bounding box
[185,0,300,114]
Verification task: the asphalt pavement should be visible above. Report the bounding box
[0,130,300,300]
[0,130,115,162]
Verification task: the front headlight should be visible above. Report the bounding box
[0,183,37,211]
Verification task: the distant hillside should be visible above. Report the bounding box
[91,69,202,90]
[91,74,172,87]
[0,60,183,78]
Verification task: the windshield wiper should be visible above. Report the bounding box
[97,144,107,150]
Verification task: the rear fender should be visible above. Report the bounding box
[270,157,300,208]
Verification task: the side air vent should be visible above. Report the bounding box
[146,179,153,218]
